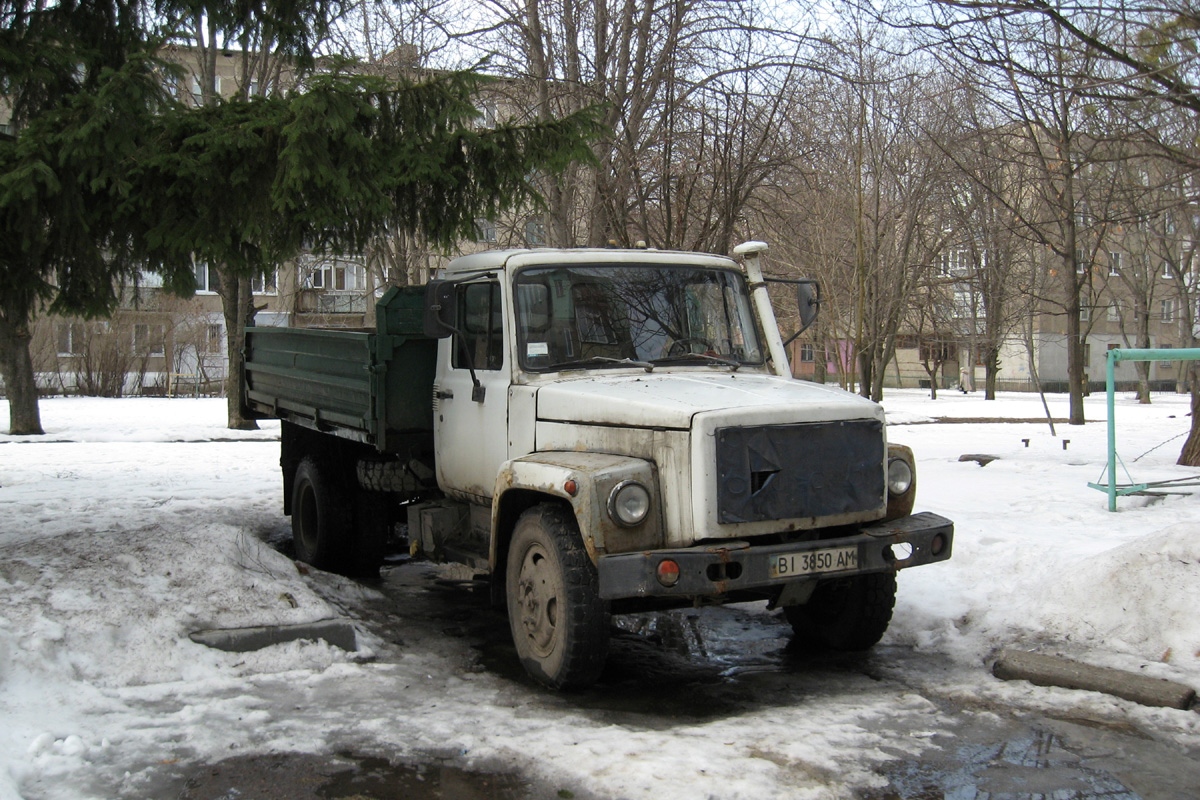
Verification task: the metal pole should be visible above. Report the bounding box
[1093,347,1200,510]
[1106,349,1117,512]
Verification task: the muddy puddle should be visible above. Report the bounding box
[371,563,1200,799]
[172,751,530,800]
[212,554,1198,800]
[861,708,1200,800]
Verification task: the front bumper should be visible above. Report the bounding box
[596,511,953,600]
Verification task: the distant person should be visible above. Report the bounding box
[959,366,973,394]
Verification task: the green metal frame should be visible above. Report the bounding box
[1088,347,1200,510]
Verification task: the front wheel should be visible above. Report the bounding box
[784,572,897,651]
[506,504,609,689]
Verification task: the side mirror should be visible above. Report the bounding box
[796,280,820,333]
[423,280,456,339]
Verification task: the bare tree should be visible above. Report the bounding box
[446,0,823,251]
[884,0,1200,437]
[815,29,958,401]
[907,8,1128,423]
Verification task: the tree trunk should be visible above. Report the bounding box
[0,318,45,435]
[219,268,259,431]
[858,345,872,399]
[1135,309,1151,403]
[1178,363,1200,466]
[1065,280,1086,425]
[984,344,999,399]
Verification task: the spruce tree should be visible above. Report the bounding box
[0,1,600,434]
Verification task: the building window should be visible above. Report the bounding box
[919,339,957,363]
[57,322,85,356]
[207,324,224,352]
[799,343,815,363]
[1160,343,1175,369]
[1080,305,1091,322]
[474,218,498,243]
[1162,261,1173,279]
[1108,252,1121,276]
[474,104,498,129]
[1107,303,1120,322]
[303,259,365,291]
[191,75,221,105]
[1161,298,1176,323]
[133,323,165,356]
[252,270,277,295]
[1075,249,1087,274]
[525,217,546,247]
[194,261,221,293]
[939,248,969,277]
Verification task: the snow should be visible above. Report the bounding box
[2,390,1200,799]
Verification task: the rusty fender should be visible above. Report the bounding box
[491,452,662,567]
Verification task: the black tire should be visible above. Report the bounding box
[356,458,423,494]
[506,504,609,689]
[784,572,897,651]
[291,457,351,571]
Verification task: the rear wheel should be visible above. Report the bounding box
[506,504,609,689]
[291,457,351,571]
[784,572,897,651]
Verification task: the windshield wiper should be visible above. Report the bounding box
[650,353,741,370]
[553,356,655,373]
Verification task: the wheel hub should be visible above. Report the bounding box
[517,546,558,657]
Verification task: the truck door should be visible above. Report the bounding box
[433,280,511,502]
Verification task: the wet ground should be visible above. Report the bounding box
[158,555,1200,800]
[173,752,530,800]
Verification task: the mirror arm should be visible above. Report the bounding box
[447,329,485,402]
[432,313,486,403]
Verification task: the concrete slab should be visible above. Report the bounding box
[189,619,357,653]
[993,649,1196,710]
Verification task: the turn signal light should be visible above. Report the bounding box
[656,559,680,587]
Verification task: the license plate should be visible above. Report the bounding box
[770,546,858,578]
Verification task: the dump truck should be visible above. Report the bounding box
[243,242,954,688]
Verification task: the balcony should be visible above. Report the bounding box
[297,289,367,315]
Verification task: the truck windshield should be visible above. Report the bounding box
[514,264,764,372]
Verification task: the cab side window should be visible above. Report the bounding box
[453,282,503,370]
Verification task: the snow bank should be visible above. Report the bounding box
[2,390,1199,799]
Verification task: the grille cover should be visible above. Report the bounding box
[716,419,885,523]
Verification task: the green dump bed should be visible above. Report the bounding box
[243,286,436,453]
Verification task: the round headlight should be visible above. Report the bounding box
[887,457,913,496]
[608,481,651,527]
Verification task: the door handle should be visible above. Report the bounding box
[435,388,454,400]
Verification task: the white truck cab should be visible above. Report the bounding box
[413,244,953,688]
